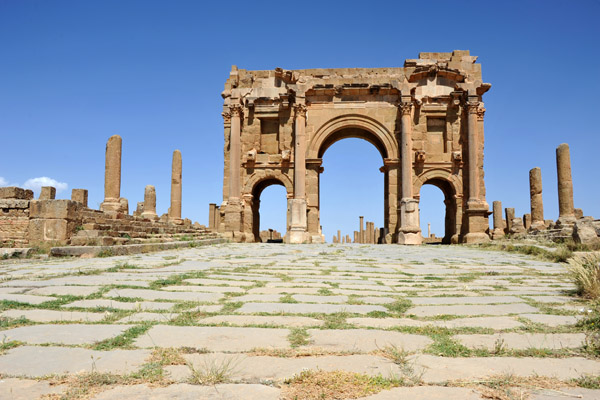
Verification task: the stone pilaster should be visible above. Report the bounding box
[397,100,422,245]
[224,103,244,240]
[529,167,545,231]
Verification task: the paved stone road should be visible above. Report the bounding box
[0,243,598,399]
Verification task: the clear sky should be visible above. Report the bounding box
[1,0,599,242]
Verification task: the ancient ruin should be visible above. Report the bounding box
[214,50,492,244]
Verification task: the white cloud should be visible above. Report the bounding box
[22,177,68,196]
[0,177,7,186]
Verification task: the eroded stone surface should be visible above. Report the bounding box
[90,383,280,400]
[304,329,432,352]
[1,324,132,345]
[1,309,106,322]
[0,378,66,400]
[454,333,586,350]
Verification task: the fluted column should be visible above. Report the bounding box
[288,103,309,243]
[466,101,480,203]
[397,100,422,245]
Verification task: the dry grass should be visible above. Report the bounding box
[149,347,186,365]
[566,252,600,299]
[186,355,240,385]
[281,370,399,400]
[451,374,576,400]
[248,347,359,358]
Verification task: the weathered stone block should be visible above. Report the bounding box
[573,220,600,245]
[29,200,80,220]
[71,189,88,207]
[39,186,56,200]
[0,187,33,200]
[0,199,30,209]
[28,219,75,243]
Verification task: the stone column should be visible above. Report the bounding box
[556,143,575,225]
[100,135,128,214]
[169,150,182,223]
[491,201,504,239]
[337,230,341,244]
[505,208,515,234]
[359,216,364,244]
[353,231,358,243]
[462,100,490,243]
[224,104,244,239]
[141,185,158,220]
[529,167,545,230]
[398,100,421,245]
[288,103,309,243]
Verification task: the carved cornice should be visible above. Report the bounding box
[230,104,243,117]
[293,103,307,118]
[399,102,412,115]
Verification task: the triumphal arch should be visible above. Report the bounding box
[219,50,491,244]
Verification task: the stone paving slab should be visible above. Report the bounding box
[531,388,600,400]
[454,333,586,350]
[520,313,580,327]
[347,317,429,328]
[165,285,246,293]
[360,386,483,400]
[292,294,348,303]
[247,287,322,294]
[0,346,150,377]
[1,324,133,345]
[105,288,223,302]
[347,316,524,330]
[408,296,524,305]
[408,303,539,317]
[304,329,432,352]
[184,278,255,287]
[116,312,179,323]
[134,325,290,351]
[524,295,576,303]
[414,355,600,382]
[0,378,66,400]
[237,302,387,315]
[26,285,101,296]
[64,299,175,311]
[0,293,56,305]
[90,383,281,400]
[171,353,401,383]
[1,309,106,322]
[197,315,324,327]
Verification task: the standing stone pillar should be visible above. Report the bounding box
[288,103,309,243]
[529,167,545,230]
[168,150,182,223]
[556,143,575,225]
[208,203,217,231]
[359,216,364,244]
[462,100,490,243]
[71,189,88,207]
[505,208,515,234]
[398,99,421,245]
[491,201,504,239]
[141,185,158,220]
[39,186,56,200]
[224,104,244,239]
[100,135,128,214]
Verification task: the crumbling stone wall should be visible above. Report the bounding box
[0,187,33,247]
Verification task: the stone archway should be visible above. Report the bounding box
[306,114,399,239]
[242,172,293,242]
[414,169,463,244]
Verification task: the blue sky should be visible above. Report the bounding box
[1,1,599,241]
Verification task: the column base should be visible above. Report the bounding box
[463,232,491,243]
[140,212,159,221]
[556,216,576,227]
[397,231,422,245]
[529,221,547,232]
[491,228,505,240]
[100,198,129,214]
[311,234,325,244]
[286,229,311,244]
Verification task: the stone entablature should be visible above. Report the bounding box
[218,50,491,244]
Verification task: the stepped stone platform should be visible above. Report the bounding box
[0,243,598,399]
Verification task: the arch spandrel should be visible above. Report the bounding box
[413,168,462,200]
[243,171,293,198]
[307,114,399,160]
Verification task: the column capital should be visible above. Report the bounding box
[477,106,486,121]
[398,102,413,115]
[229,104,243,117]
[466,101,480,114]
[293,103,307,117]
[221,111,231,124]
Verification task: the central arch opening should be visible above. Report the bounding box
[416,178,457,244]
[319,127,386,243]
[252,179,287,242]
